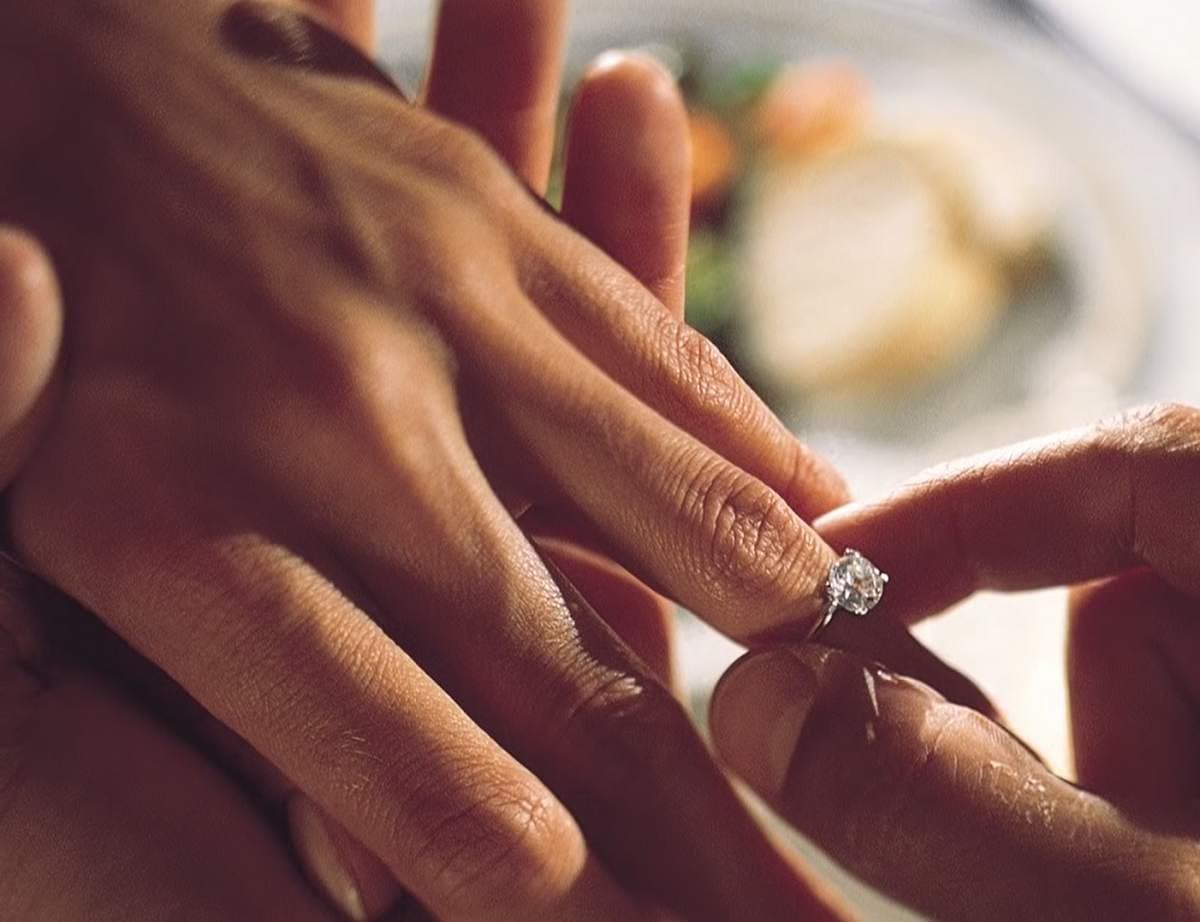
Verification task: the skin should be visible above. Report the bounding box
[12,4,1195,918]
[0,230,60,486]
[712,404,1200,921]
[0,1,848,918]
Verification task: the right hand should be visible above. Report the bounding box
[711,404,1200,921]
[2,1,850,918]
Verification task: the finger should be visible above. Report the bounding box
[521,234,848,521]
[0,228,61,488]
[0,678,342,922]
[0,564,335,921]
[23,562,404,920]
[486,323,840,641]
[424,0,568,191]
[11,464,635,921]
[534,536,676,689]
[290,796,409,922]
[561,52,691,316]
[293,0,374,50]
[1068,570,1200,811]
[309,433,847,919]
[537,53,692,687]
[816,404,1200,623]
[710,644,1196,922]
[179,716,404,920]
[815,611,1003,722]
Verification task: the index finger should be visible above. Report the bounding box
[816,404,1200,622]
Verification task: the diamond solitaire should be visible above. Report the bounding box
[815,549,889,635]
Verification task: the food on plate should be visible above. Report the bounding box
[677,57,1062,402]
[755,61,871,157]
[689,110,740,214]
[741,144,1004,394]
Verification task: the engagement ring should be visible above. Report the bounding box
[814,549,888,636]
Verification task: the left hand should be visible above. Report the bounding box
[2,2,846,918]
[710,405,1200,921]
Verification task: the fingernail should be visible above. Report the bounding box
[711,648,821,796]
[288,796,368,921]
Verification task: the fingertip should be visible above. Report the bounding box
[0,227,59,321]
[568,51,690,178]
[563,50,691,313]
[289,795,402,921]
[710,647,820,797]
[778,439,852,519]
[578,51,687,120]
[0,228,61,433]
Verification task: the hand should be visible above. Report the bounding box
[711,404,1200,921]
[0,4,675,915]
[0,553,344,921]
[2,1,850,918]
[0,228,355,921]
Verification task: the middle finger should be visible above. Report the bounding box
[424,0,568,192]
[478,310,839,641]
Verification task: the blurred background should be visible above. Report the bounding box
[380,2,1200,917]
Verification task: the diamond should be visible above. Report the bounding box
[826,549,888,616]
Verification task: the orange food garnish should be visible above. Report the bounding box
[689,110,740,212]
[756,61,871,157]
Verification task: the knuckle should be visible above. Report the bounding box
[423,121,514,203]
[1101,402,1200,454]
[1137,401,1200,442]
[1098,403,1200,565]
[287,315,454,477]
[396,764,580,915]
[660,322,747,417]
[292,314,395,413]
[1146,854,1200,921]
[675,453,818,612]
[553,667,699,789]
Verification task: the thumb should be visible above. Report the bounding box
[0,227,61,488]
[710,643,1197,922]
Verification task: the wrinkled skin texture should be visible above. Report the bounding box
[713,404,1200,922]
[0,0,852,919]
